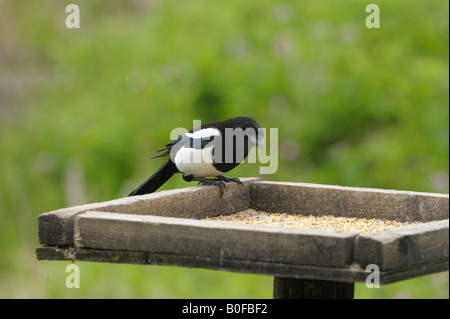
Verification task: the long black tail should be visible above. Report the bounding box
[129,160,178,196]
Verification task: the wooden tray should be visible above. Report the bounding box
[36,178,449,296]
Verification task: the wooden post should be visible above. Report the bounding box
[273,277,355,299]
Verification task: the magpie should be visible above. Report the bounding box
[129,116,265,196]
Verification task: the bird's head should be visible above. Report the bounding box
[227,116,265,150]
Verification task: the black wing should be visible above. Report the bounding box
[151,131,216,159]
[151,135,183,159]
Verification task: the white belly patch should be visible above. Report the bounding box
[174,145,223,177]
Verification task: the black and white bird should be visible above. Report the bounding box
[129,116,265,196]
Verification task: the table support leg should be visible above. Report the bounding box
[273,277,355,299]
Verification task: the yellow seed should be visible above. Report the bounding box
[202,209,420,234]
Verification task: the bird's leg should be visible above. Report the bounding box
[182,174,226,196]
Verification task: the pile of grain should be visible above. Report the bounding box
[202,209,420,234]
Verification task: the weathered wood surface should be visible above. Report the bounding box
[355,220,449,270]
[252,181,449,222]
[74,211,356,268]
[37,179,449,285]
[38,177,258,246]
[36,245,448,285]
[273,277,354,299]
[38,179,449,247]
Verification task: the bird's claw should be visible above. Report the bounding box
[217,175,244,187]
[185,174,244,197]
[217,175,245,196]
[198,179,226,196]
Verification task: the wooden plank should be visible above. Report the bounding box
[273,277,354,299]
[251,181,449,222]
[144,252,367,282]
[36,246,149,264]
[36,245,76,261]
[36,245,367,282]
[74,211,357,268]
[379,259,449,284]
[36,245,448,284]
[38,177,258,246]
[355,220,449,270]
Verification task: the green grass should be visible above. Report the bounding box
[0,0,448,298]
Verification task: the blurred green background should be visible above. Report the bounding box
[0,0,448,298]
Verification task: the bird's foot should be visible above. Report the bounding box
[182,175,226,196]
[217,175,244,187]
[198,179,226,196]
[182,175,244,196]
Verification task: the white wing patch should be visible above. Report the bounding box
[185,128,221,139]
[173,127,224,177]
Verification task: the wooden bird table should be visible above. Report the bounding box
[36,178,449,299]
